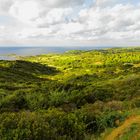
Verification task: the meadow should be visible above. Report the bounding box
[0,47,140,140]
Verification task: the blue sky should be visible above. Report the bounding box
[0,0,140,46]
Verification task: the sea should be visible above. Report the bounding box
[0,46,116,60]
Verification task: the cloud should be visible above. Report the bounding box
[1,0,140,46]
[36,8,73,26]
[9,0,80,26]
[95,0,117,7]
[77,3,140,41]
[0,0,13,15]
[13,2,140,45]
[95,0,139,7]
[39,0,84,8]
[9,1,40,24]
[0,25,5,30]
[0,0,84,14]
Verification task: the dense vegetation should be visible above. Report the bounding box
[0,47,140,140]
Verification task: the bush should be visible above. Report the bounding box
[0,109,86,140]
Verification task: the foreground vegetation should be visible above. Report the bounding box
[0,47,140,140]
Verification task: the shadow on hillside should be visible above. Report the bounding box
[0,60,60,84]
[0,60,59,75]
[10,60,60,75]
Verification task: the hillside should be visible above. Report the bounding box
[0,47,140,140]
[105,115,140,140]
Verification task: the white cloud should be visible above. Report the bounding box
[9,0,77,26]
[17,27,53,39]
[95,0,118,7]
[0,25,5,30]
[10,1,40,23]
[39,0,84,8]
[0,0,140,46]
[36,8,73,26]
[58,22,84,35]
[76,3,140,41]
[0,0,13,15]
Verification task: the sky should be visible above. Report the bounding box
[0,0,140,47]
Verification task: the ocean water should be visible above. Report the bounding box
[0,46,111,60]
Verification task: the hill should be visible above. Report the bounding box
[0,47,140,140]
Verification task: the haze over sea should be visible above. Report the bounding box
[0,46,115,60]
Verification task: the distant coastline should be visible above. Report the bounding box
[0,46,139,60]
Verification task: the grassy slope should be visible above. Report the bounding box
[0,47,140,140]
[105,115,140,140]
